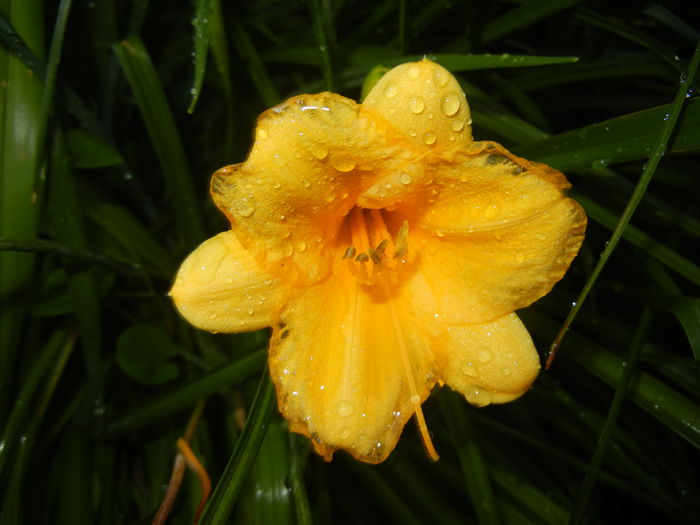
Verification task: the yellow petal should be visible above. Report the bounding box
[396,196,585,324]
[385,141,585,324]
[440,313,541,406]
[268,266,438,463]
[363,59,472,150]
[170,231,287,332]
[211,92,410,285]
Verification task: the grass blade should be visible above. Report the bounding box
[198,371,276,524]
[440,391,500,525]
[0,0,44,419]
[481,0,584,44]
[548,42,700,365]
[189,0,211,113]
[113,36,205,249]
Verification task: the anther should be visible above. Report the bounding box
[368,249,382,265]
[355,253,369,262]
[393,220,409,259]
[343,246,357,259]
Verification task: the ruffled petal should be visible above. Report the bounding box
[363,59,472,150]
[211,92,412,285]
[439,313,541,406]
[268,266,439,463]
[384,142,585,324]
[170,231,287,333]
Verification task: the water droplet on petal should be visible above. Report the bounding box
[337,402,354,417]
[399,172,412,185]
[409,96,425,114]
[462,361,477,377]
[384,84,399,99]
[451,119,465,132]
[466,389,493,407]
[295,241,307,252]
[257,128,268,139]
[435,71,449,87]
[310,145,328,160]
[478,350,492,363]
[410,394,421,405]
[407,65,420,80]
[502,367,511,376]
[302,179,311,188]
[332,158,356,172]
[441,94,460,116]
[423,131,436,145]
[236,201,255,217]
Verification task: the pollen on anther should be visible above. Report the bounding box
[343,246,357,259]
[355,253,369,262]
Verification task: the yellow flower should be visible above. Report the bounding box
[171,59,586,464]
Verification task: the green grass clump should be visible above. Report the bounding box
[1,1,699,523]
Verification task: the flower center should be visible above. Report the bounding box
[341,206,409,285]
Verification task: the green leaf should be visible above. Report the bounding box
[66,128,124,168]
[199,371,276,524]
[112,35,205,249]
[116,323,182,385]
[189,0,211,113]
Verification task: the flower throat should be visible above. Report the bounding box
[341,207,409,285]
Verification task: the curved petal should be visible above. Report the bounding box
[170,231,288,333]
[211,92,412,285]
[391,197,585,324]
[385,142,586,324]
[363,59,472,150]
[268,266,439,463]
[439,313,541,406]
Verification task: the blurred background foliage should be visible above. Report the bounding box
[1,0,699,523]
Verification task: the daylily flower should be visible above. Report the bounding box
[171,59,586,464]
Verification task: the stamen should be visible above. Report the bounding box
[368,248,382,265]
[375,238,390,256]
[355,253,369,262]
[394,220,409,259]
[343,245,357,259]
[382,276,439,461]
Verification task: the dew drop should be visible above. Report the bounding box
[384,84,399,99]
[337,402,354,417]
[407,128,417,137]
[408,96,425,114]
[332,158,356,172]
[257,128,269,139]
[236,202,255,217]
[423,131,437,145]
[435,71,449,87]
[310,145,328,160]
[407,65,420,80]
[462,361,477,377]
[478,350,492,363]
[502,367,511,376]
[441,94,460,116]
[302,179,311,188]
[410,394,421,405]
[466,389,493,407]
[295,241,307,253]
[399,172,412,185]
[451,119,465,132]
[339,427,351,439]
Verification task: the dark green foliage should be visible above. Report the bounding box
[1,1,698,523]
